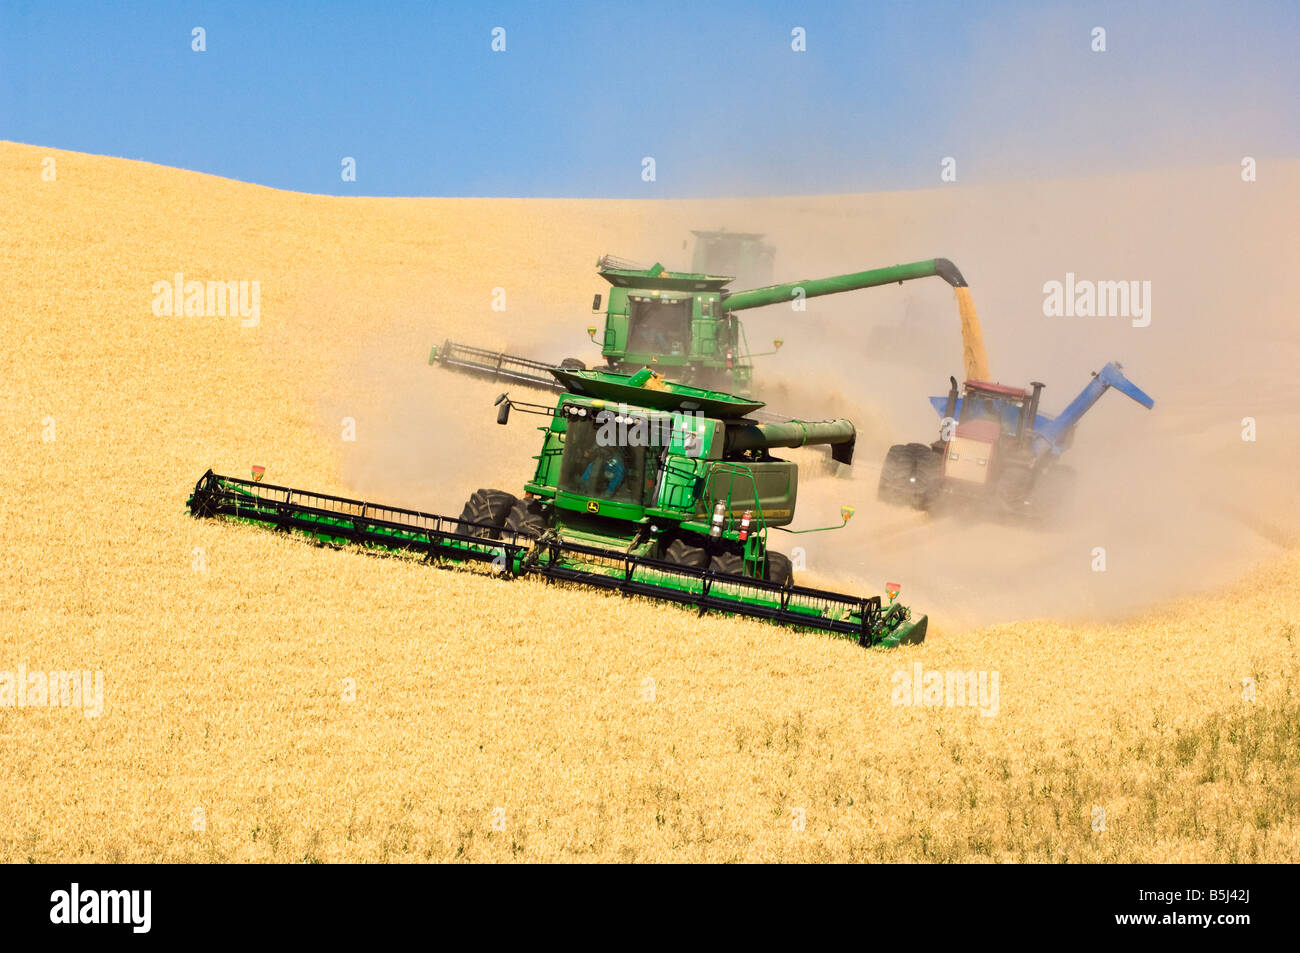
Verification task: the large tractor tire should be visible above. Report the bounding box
[708,552,747,577]
[664,537,709,568]
[1028,464,1077,520]
[765,551,794,586]
[879,443,942,510]
[558,358,586,371]
[996,466,1036,516]
[912,445,944,510]
[878,444,916,505]
[504,497,549,538]
[457,488,518,539]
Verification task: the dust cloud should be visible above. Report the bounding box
[323,162,1299,632]
[673,166,1300,630]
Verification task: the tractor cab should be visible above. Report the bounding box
[938,378,1046,486]
[884,362,1153,514]
[958,381,1031,438]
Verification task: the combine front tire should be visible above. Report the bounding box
[664,538,709,568]
[457,488,518,539]
[559,358,586,371]
[708,552,746,577]
[504,497,548,538]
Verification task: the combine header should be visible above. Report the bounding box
[431,255,982,395]
[428,340,584,392]
[190,368,926,647]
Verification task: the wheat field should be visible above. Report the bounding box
[2,141,1298,862]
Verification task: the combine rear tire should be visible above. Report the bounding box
[765,551,794,586]
[664,538,708,568]
[457,488,518,539]
[504,497,548,538]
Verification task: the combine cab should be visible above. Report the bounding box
[191,368,926,648]
[879,363,1154,518]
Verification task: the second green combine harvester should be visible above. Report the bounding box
[189,367,926,647]
[431,255,981,395]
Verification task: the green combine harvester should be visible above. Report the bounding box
[430,255,971,395]
[688,229,776,288]
[189,368,927,647]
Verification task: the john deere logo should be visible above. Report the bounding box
[586,500,600,513]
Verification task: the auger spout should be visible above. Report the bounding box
[718,258,967,312]
[724,418,858,465]
[1035,362,1155,450]
[718,257,990,382]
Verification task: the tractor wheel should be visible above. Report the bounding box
[457,488,518,539]
[504,497,549,538]
[1029,465,1077,520]
[996,467,1035,516]
[708,552,747,577]
[664,537,708,569]
[878,444,917,505]
[559,358,586,371]
[911,446,944,510]
[879,444,941,510]
[765,551,794,586]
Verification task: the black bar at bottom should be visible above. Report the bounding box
[0,864,1283,941]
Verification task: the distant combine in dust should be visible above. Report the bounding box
[686,228,776,289]
[430,254,976,396]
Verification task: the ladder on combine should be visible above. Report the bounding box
[188,470,924,647]
[428,340,568,391]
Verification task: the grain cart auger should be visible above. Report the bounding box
[878,362,1154,518]
[189,368,926,647]
[431,255,986,396]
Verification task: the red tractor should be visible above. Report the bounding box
[879,363,1154,518]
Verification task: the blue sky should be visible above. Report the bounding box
[2,0,1297,197]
